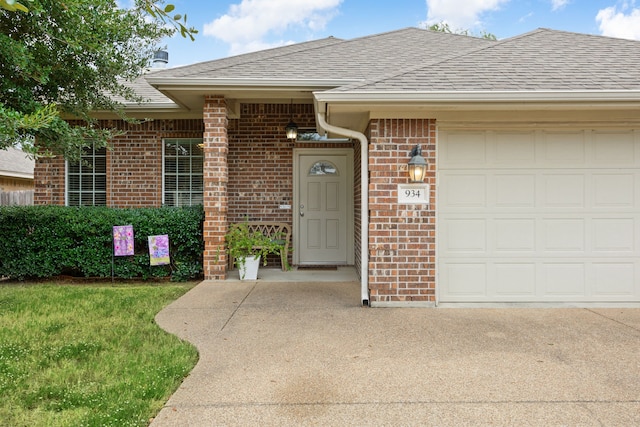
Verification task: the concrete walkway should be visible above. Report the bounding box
[151,278,640,426]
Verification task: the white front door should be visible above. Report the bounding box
[294,149,353,265]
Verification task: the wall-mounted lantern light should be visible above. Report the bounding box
[408,144,427,183]
[285,100,298,140]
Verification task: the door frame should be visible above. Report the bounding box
[293,147,355,265]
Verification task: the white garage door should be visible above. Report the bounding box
[438,129,640,303]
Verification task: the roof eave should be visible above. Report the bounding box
[145,77,361,91]
[314,90,640,104]
[0,171,33,180]
[121,102,183,111]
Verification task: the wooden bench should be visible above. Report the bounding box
[228,222,291,271]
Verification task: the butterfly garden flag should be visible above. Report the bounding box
[113,225,134,256]
[148,234,170,266]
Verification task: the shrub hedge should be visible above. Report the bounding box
[0,205,204,281]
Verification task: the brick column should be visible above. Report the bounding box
[368,119,436,304]
[203,95,229,279]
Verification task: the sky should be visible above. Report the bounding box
[158,0,640,68]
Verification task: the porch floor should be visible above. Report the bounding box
[225,266,358,282]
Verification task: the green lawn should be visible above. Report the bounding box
[0,283,199,427]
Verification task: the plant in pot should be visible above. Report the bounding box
[225,221,284,280]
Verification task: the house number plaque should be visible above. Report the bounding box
[398,184,430,205]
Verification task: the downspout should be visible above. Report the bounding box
[315,109,369,306]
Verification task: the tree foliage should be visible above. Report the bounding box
[427,22,497,40]
[0,0,28,12]
[0,0,196,160]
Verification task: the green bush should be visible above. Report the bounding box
[0,205,204,281]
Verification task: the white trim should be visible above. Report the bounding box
[65,145,107,207]
[162,138,204,207]
[145,77,360,90]
[0,171,33,180]
[437,302,640,308]
[315,90,640,103]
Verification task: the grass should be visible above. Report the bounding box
[0,282,199,427]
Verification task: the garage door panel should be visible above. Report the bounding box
[495,219,536,252]
[592,218,635,252]
[442,174,486,207]
[543,219,585,252]
[542,174,586,207]
[593,263,636,296]
[442,263,487,296]
[543,132,587,165]
[495,174,536,207]
[439,128,640,303]
[494,263,536,296]
[593,174,635,207]
[442,218,486,253]
[542,263,586,296]
[593,131,637,165]
[495,132,536,165]
[442,131,487,165]
[441,260,640,302]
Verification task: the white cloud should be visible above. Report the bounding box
[596,4,640,40]
[551,0,570,11]
[203,0,342,55]
[424,0,510,30]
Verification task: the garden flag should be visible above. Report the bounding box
[113,225,134,256]
[148,234,170,266]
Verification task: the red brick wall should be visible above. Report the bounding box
[367,119,436,304]
[202,96,229,280]
[33,119,203,207]
[227,103,303,224]
[34,156,65,205]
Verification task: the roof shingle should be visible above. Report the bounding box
[148,28,493,82]
[335,29,640,92]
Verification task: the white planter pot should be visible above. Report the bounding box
[238,255,260,280]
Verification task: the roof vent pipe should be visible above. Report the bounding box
[152,50,169,68]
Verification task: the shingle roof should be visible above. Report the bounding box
[117,74,175,105]
[329,28,640,93]
[149,28,493,82]
[140,27,640,107]
[153,36,346,79]
[0,147,34,179]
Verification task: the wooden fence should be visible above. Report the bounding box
[0,190,34,206]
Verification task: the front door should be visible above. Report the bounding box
[294,149,353,265]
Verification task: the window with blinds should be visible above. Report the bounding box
[163,138,203,206]
[66,145,107,206]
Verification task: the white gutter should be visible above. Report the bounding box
[0,170,33,180]
[315,90,640,103]
[315,107,369,307]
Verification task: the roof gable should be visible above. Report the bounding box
[148,28,494,83]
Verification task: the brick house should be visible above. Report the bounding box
[35,28,640,306]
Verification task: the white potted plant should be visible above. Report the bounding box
[225,221,283,280]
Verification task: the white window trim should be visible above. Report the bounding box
[162,138,204,207]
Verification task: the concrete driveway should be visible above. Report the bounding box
[151,279,640,426]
